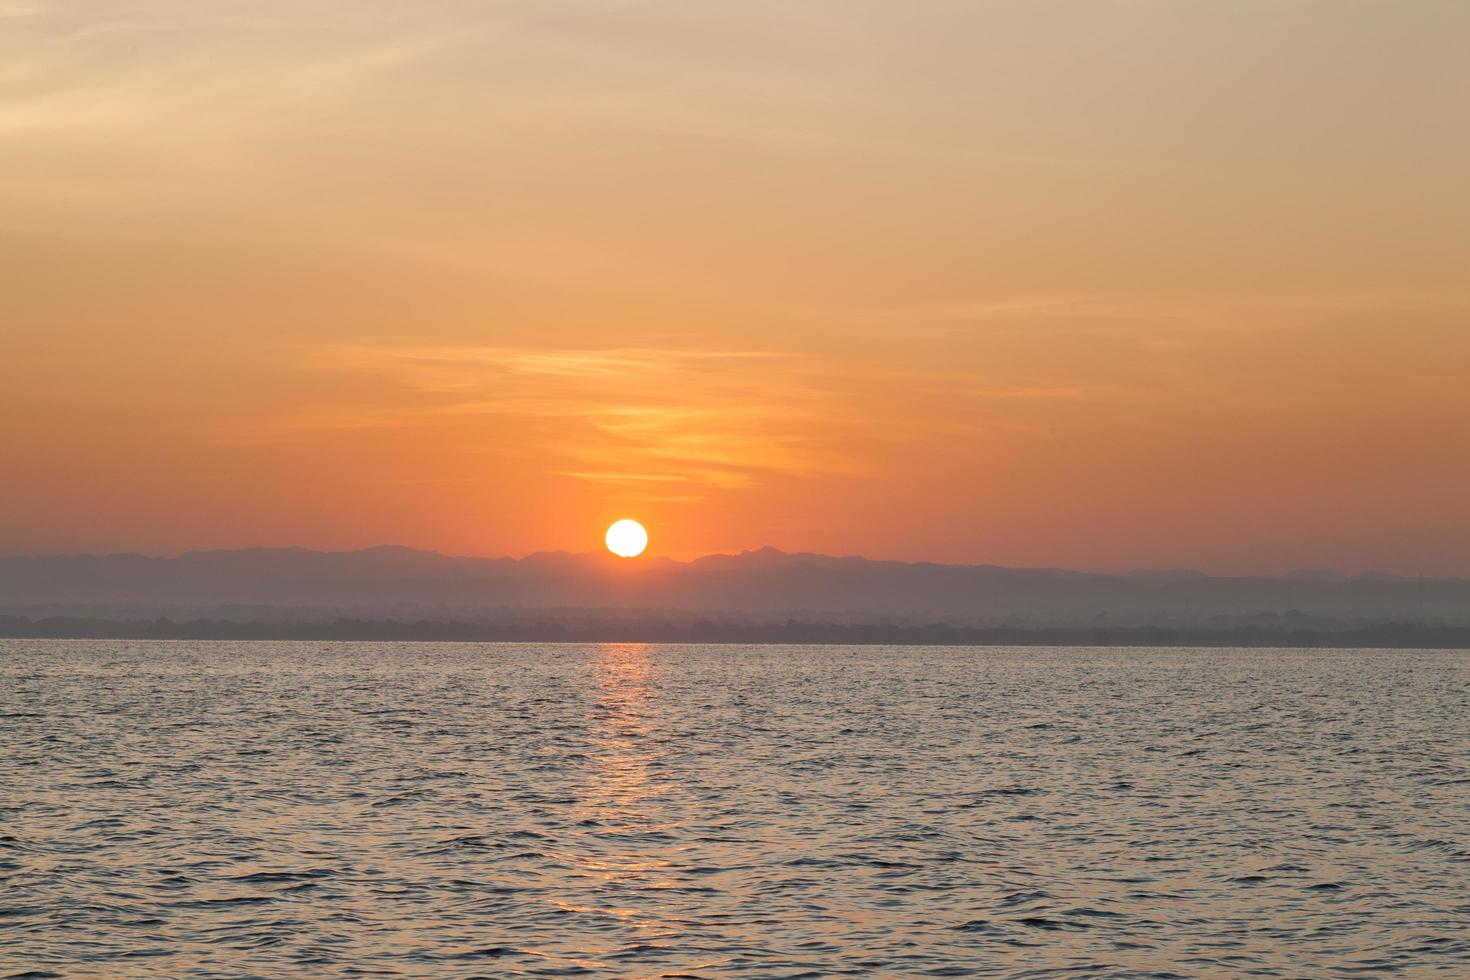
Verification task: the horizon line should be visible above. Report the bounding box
[0,543,1451,582]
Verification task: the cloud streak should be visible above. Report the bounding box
[283,343,863,495]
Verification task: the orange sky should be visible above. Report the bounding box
[3,2,1468,574]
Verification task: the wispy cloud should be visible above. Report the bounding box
[278,342,863,495]
[315,344,779,388]
[0,3,457,137]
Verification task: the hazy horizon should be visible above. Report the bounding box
[1,540,1462,582]
[7,544,1468,633]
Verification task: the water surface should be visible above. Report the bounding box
[3,641,1468,977]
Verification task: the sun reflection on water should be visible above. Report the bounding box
[575,643,688,922]
[585,643,659,815]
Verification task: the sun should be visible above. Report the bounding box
[605,519,649,558]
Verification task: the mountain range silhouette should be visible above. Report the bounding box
[2,546,1464,627]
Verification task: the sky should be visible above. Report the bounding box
[2,0,1468,574]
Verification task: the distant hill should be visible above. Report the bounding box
[1,546,1465,627]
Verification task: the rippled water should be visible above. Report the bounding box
[3,641,1468,978]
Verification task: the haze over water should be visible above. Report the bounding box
[3,640,1468,977]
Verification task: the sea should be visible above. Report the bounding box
[2,640,1468,978]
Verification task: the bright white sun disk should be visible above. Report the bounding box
[605,519,648,558]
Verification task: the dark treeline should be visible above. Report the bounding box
[1,615,1467,648]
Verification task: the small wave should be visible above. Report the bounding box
[172,896,275,908]
[996,890,1054,908]
[229,870,335,883]
[437,946,516,960]
[1017,916,1088,931]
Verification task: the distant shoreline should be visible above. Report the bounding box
[2,615,1467,649]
